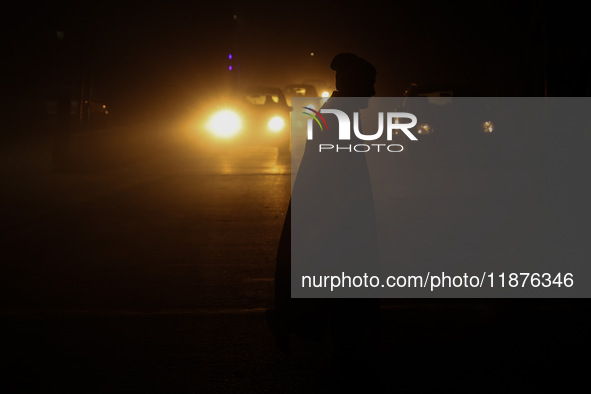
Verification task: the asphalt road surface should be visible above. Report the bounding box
[1,122,588,392]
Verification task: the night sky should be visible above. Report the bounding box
[3,0,590,127]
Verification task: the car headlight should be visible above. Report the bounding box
[417,123,433,135]
[482,121,494,133]
[207,110,242,138]
[268,116,285,132]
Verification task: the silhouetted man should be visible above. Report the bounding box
[268,53,381,378]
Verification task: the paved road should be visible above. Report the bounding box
[0,123,588,392]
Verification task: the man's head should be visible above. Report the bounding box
[331,53,376,97]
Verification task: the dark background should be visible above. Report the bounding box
[1,2,590,392]
[3,0,590,132]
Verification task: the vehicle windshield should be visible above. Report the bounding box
[242,88,287,107]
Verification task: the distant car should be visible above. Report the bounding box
[302,78,333,98]
[204,86,291,154]
[395,83,498,167]
[283,84,319,107]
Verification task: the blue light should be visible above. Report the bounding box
[228,54,233,60]
[228,65,233,71]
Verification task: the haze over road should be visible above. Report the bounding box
[0,123,586,392]
[1,122,291,313]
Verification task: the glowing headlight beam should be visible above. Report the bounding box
[268,116,285,132]
[207,110,242,138]
[417,123,433,135]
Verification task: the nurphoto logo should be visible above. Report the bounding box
[303,107,419,153]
